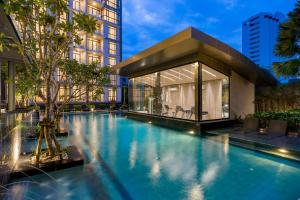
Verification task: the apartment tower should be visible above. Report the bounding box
[242,12,285,72]
[69,0,123,103]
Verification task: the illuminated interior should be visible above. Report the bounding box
[129,62,230,121]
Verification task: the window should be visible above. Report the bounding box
[129,63,197,120]
[73,51,82,63]
[88,54,102,64]
[108,57,116,66]
[73,0,84,11]
[108,26,117,40]
[102,8,117,24]
[88,5,100,17]
[73,86,85,102]
[128,62,230,121]
[87,38,101,51]
[108,88,116,101]
[201,64,229,120]
[89,90,104,102]
[107,0,118,9]
[110,75,116,86]
[109,42,116,55]
[96,23,103,35]
[58,86,69,102]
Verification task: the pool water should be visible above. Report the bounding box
[3,113,300,200]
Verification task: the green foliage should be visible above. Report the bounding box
[273,0,300,77]
[254,111,300,129]
[86,104,95,110]
[120,104,128,110]
[30,105,40,111]
[1,0,109,119]
[110,102,117,110]
[58,60,110,100]
[59,105,70,112]
[73,105,82,111]
[0,32,15,53]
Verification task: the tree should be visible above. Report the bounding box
[273,0,300,78]
[1,0,110,163]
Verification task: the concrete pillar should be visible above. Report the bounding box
[8,61,16,112]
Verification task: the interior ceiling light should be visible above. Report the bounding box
[170,69,193,80]
[164,72,183,80]
[202,69,216,77]
[182,68,194,75]
[161,75,176,81]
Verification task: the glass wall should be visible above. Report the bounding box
[129,63,197,120]
[128,62,229,121]
[201,64,229,120]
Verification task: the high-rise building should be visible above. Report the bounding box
[242,12,286,72]
[69,0,123,103]
[11,0,123,104]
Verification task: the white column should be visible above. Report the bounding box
[8,61,16,112]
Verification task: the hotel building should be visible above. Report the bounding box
[7,0,123,107]
[68,0,123,104]
[242,12,286,72]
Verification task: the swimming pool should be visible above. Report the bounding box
[3,113,300,200]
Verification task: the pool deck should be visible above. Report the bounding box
[205,126,300,162]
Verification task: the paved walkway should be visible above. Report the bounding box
[205,126,300,161]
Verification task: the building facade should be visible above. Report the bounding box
[10,0,123,105]
[68,0,123,103]
[242,12,286,72]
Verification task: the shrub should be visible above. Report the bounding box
[254,111,300,130]
[86,104,95,110]
[73,105,82,111]
[30,105,40,111]
[120,104,128,110]
[59,105,70,112]
[110,102,116,110]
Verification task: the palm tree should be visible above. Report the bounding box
[273,0,300,78]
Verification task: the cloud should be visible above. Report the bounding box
[219,0,237,9]
[206,17,220,24]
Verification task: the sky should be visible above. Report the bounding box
[122,0,297,60]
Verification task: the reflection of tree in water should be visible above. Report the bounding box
[153,72,162,115]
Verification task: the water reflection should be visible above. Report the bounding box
[5,113,300,200]
[188,184,204,200]
[129,140,137,169]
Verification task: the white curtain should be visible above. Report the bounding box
[202,80,222,120]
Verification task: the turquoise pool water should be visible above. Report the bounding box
[3,113,300,200]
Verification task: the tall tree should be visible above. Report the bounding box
[273,0,300,78]
[0,0,110,163]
